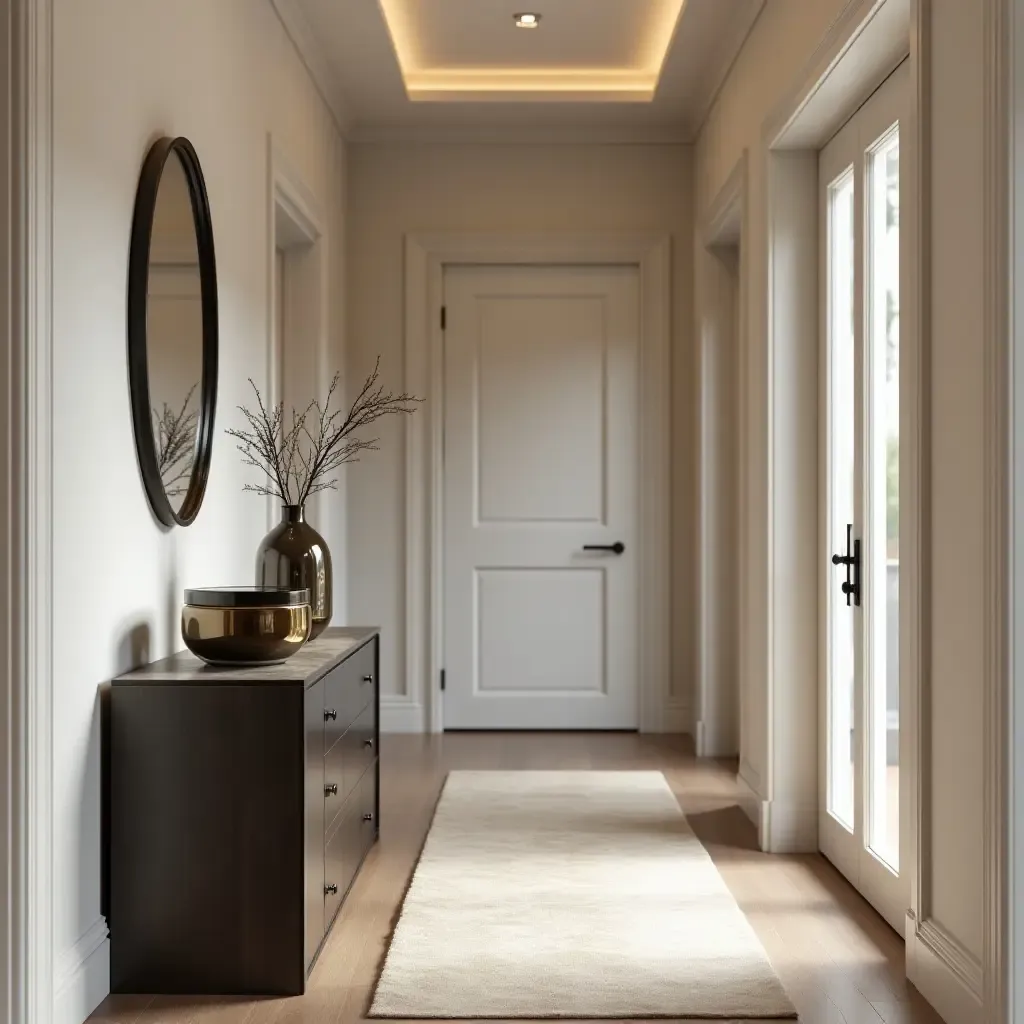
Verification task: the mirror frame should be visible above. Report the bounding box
[127,135,218,527]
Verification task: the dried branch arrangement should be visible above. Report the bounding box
[227,358,421,506]
[154,384,198,498]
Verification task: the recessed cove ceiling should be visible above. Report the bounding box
[377,0,687,102]
[276,0,766,141]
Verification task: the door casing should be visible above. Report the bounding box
[440,263,642,731]
[402,233,671,736]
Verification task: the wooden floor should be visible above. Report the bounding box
[90,733,945,1024]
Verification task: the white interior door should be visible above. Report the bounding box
[819,63,908,933]
[442,265,640,730]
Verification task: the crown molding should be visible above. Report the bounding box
[346,120,694,146]
[269,0,352,139]
[689,0,766,139]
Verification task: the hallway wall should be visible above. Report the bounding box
[51,2,346,1019]
[346,142,695,731]
[695,1,993,1021]
[694,0,850,850]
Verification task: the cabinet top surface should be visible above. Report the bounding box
[112,626,379,686]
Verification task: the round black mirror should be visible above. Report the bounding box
[128,136,218,527]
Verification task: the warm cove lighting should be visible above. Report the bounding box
[376,0,686,103]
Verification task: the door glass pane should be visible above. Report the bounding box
[867,129,900,870]
[827,169,856,831]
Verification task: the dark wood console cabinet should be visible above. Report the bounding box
[110,627,380,995]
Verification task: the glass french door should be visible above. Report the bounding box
[819,62,908,934]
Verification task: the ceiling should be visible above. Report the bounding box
[273,0,765,142]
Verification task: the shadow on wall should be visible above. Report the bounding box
[100,619,153,925]
[101,531,182,922]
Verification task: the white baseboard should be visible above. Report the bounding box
[761,797,817,853]
[380,699,425,733]
[660,700,690,734]
[734,769,763,832]
[380,699,691,735]
[54,918,109,1024]
[739,757,762,793]
[905,913,984,1024]
[694,719,740,758]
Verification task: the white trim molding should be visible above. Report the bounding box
[662,699,692,736]
[265,134,331,534]
[984,0,1013,1022]
[379,698,427,735]
[735,770,763,831]
[697,150,749,763]
[7,0,56,1020]
[268,136,325,249]
[1008,0,1024,1020]
[53,919,110,1024]
[403,232,671,736]
[905,916,984,1024]
[702,149,749,251]
[688,1,766,142]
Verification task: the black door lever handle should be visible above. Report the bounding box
[583,542,625,555]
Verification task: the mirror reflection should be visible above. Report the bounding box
[147,151,202,508]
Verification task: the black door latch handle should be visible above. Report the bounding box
[582,542,625,555]
[831,524,861,607]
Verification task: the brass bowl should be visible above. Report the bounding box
[181,587,312,666]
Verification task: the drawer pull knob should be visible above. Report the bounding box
[324,708,337,721]
[364,739,374,749]
[363,812,373,822]
[325,783,338,796]
[324,883,338,896]
[362,674,374,684]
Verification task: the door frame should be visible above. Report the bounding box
[265,135,329,536]
[698,151,749,763]
[400,233,671,736]
[5,0,55,1019]
[755,0,921,854]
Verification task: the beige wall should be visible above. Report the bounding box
[51,0,345,1016]
[346,142,695,723]
[694,0,992,1019]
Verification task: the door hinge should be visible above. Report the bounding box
[440,669,446,691]
[440,306,447,330]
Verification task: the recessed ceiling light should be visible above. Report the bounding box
[513,12,541,28]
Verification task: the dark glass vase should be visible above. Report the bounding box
[256,505,332,641]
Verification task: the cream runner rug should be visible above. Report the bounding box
[370,771,796,1019]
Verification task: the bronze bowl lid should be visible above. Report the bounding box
[184,586,311,608]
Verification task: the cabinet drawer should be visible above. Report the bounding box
[343,702,377,799]
[322,641,375,752]
[323,767,376,929]
[323,812,346,928]
[323,702,376,832]
[357,762,378,857]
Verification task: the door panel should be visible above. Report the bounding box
[819,62,908,934]
[826,163,859,837]
[866,129,902,872]
[476,296,605,522]
[443,265,639,730]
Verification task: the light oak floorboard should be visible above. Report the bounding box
[91,733,943,1024]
